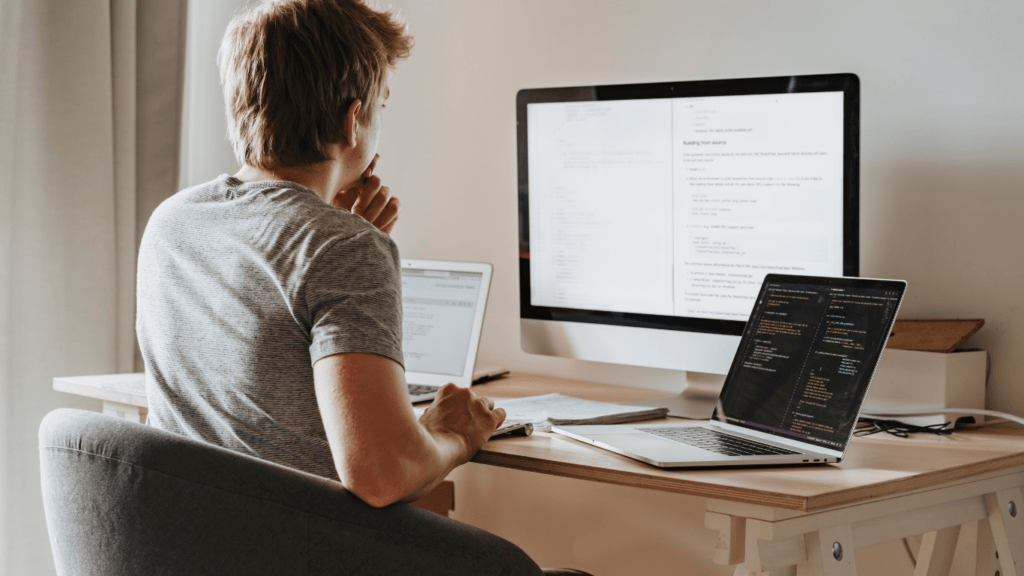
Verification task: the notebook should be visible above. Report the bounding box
[400,259,496,403]
[552,274,906,468]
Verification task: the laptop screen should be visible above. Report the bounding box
[401,268,484,376]
[712,275,905,452]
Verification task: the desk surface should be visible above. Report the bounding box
[473,374,1024,514]
[54,371,1024,514]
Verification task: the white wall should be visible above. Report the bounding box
[378,0,1024,413]
[180,1,1024,573]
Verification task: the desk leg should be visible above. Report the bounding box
[102,400,147,424]
[913,526,960,576]
[983,487,1024,576]
[799,525,858,576]
[708,520,860,576]
[707,512,746,566]
[706,473,1024,576]
[976,519,999,576]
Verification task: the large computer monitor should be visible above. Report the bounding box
[516,73,860,418]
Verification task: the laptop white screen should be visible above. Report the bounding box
[401,268,483,376]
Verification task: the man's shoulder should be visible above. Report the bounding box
[145,175,400,280]
[154,175,387,243]
[216,177,400,273]
[252,182,398,261]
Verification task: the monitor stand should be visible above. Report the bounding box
[629,371,726,420]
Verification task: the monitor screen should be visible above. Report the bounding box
[518,74,859,340]
[713,275,905,452]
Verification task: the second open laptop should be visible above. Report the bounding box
[552,274,906,468]
[400,259,496,402]
[401,259,530,437]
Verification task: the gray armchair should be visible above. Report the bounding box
[38,408,546,575]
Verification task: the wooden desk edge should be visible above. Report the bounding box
[471,374,1024,513]
[475,433,1024,513]
[802,453,1024,512]
[473,449,1024,513]
[472,446,811,510]
[53,378,147,407]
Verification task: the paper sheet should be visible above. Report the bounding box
[415,393,667,432]
[495,393,666,432]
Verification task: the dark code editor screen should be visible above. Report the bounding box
[714,278,903,451]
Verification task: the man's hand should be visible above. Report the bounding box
[418,383,506,461]
[332,154,401,234]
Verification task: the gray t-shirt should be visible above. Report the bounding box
[137,175,404,480]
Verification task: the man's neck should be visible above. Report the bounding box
[234,152,351,205]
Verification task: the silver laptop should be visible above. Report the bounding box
[400,259,500,403]
[552,274,906,468]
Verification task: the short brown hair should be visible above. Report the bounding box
[219,0,412,169]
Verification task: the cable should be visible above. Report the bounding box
[855,419,951,438]
[860,407,1024,428]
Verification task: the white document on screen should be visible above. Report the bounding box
[527,91,845,322]
[401,270,481,377]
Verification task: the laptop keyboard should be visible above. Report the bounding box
[408,384,440,397]
[641,427,800,457]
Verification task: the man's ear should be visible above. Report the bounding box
[343,99,362,149]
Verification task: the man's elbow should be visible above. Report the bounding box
[339,468,409,508]
[350,485,404,508]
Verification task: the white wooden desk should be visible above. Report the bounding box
[53,372,149,422]
[472,374,1024,576]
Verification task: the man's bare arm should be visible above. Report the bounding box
[313,352,504,507]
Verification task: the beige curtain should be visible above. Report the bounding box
[0,0,187,573]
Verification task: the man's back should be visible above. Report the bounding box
[137,175,404,479]
[129,2,557,572]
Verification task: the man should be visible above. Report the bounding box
[136,1,577,573]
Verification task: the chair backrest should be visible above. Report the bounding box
[39,408,548,576]
[38,408,355,575]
